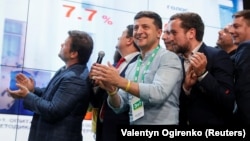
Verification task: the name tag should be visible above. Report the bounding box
[130,96,144,121]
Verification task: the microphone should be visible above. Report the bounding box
[92,51,105,85]
[96,51,105,64]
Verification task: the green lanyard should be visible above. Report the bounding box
[134,45,160,82]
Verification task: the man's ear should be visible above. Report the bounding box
[70,51,78,59]
[127,37,133,45]
[157,29,162,39]
[188,28,196,40]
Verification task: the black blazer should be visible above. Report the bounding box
[179,43,235,125]
[93,54,139,141]
[235,41,250,125]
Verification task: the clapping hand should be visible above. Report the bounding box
[7,73,35,99]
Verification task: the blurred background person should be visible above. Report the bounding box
[216,23,238,63]
[216,23,238,125]
[232,10,250,125]
[162,23,177,53]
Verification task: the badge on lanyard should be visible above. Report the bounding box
[130,96,144,121]
[130,46,160,121]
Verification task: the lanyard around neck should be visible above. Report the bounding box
[133,45,160,82]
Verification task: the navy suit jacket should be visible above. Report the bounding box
[93,55,138,141]
[23,64,91,141]
[179,43,235,125]
[235,41,250,124]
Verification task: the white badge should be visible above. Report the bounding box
[130,96,144,121]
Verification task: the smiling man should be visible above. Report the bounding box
[232,10,250,125]
[90,11,183,125]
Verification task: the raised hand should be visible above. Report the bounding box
[183,64,198,92]
[16,73,35,92]
[7,83,30,99]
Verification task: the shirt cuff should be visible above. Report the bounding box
[197,71,208,81]
[182,85,191,95]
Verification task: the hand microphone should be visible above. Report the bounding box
[96,51,105,64]
[91,51,105,85]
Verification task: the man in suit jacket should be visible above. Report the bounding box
[231,10,250,125]
[92,24,140,141]
[7,30,93,141]
[168,12,235,125]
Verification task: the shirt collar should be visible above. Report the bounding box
[124,52,140,63]
[181,42,203,60]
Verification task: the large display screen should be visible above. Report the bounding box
[0,0,242,140]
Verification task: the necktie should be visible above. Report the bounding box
[99,57,126,122]
[115,57,126,68]
[99,101,105,122]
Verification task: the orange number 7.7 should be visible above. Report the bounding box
[85,9,97,21]
[63,4,75,17]
[63,4,97,21]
